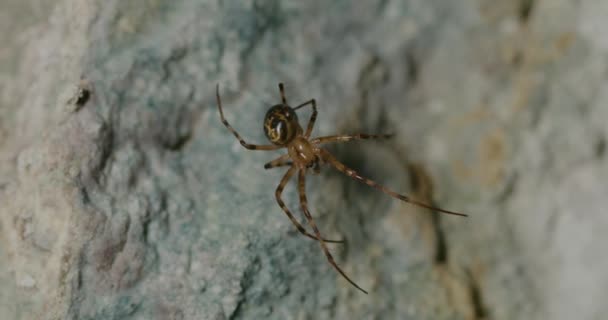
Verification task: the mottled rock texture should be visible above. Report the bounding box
[1,0,607,319]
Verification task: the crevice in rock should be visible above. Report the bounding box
[95,215,131,273]
[518,0,535,23]
[407,163,449,265]
[432,212,448,264]
[160,47,188,81]
[68,85,91,110]
[228,256,262,320]
[162,130,193,151]
[89,108,116,190]
[229,297,246,320]
[595,136,606,158]
[233,0,286,79]
[355,55,391,132]
[90,119,114,186]
[496,172,519,203]
[467,268,489,320]
[405,51,419,85]
[157,93,198,152]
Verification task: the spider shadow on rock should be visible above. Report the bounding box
[319,140,406,245]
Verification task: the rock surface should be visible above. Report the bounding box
[1,0,607,319]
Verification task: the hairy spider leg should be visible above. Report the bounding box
[311,133,394,144]
[298,169,368,294]
[276,166,344,244]
[294,99,317,138]
[320,149,467,217]
[216,84,281,151]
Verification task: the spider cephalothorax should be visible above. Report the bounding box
[216,82,467,294]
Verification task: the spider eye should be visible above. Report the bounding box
[264,105,298,145]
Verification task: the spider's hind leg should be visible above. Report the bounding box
[319,149,467,217]
[275,166,344,243]
[297,169,368,294]
[311,133,393,145]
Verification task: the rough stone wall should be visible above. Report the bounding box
[1,1,607,319]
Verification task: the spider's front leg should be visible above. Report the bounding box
[297,168,368,294]
[216,84,281,151]
[294,98,317,138]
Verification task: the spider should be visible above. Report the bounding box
[216,83,467,294]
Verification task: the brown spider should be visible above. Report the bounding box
[216,83,467,294]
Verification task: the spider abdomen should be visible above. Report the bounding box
[263,105,301,145]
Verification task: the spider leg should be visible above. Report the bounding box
[216,84,281,151]
[319,149,467,217]
[294,99,317,138]
[276,166,344,244]
[298,168,368,294]
[278,83,288,105]
[311,133,393,145]
[264,154,293,170]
